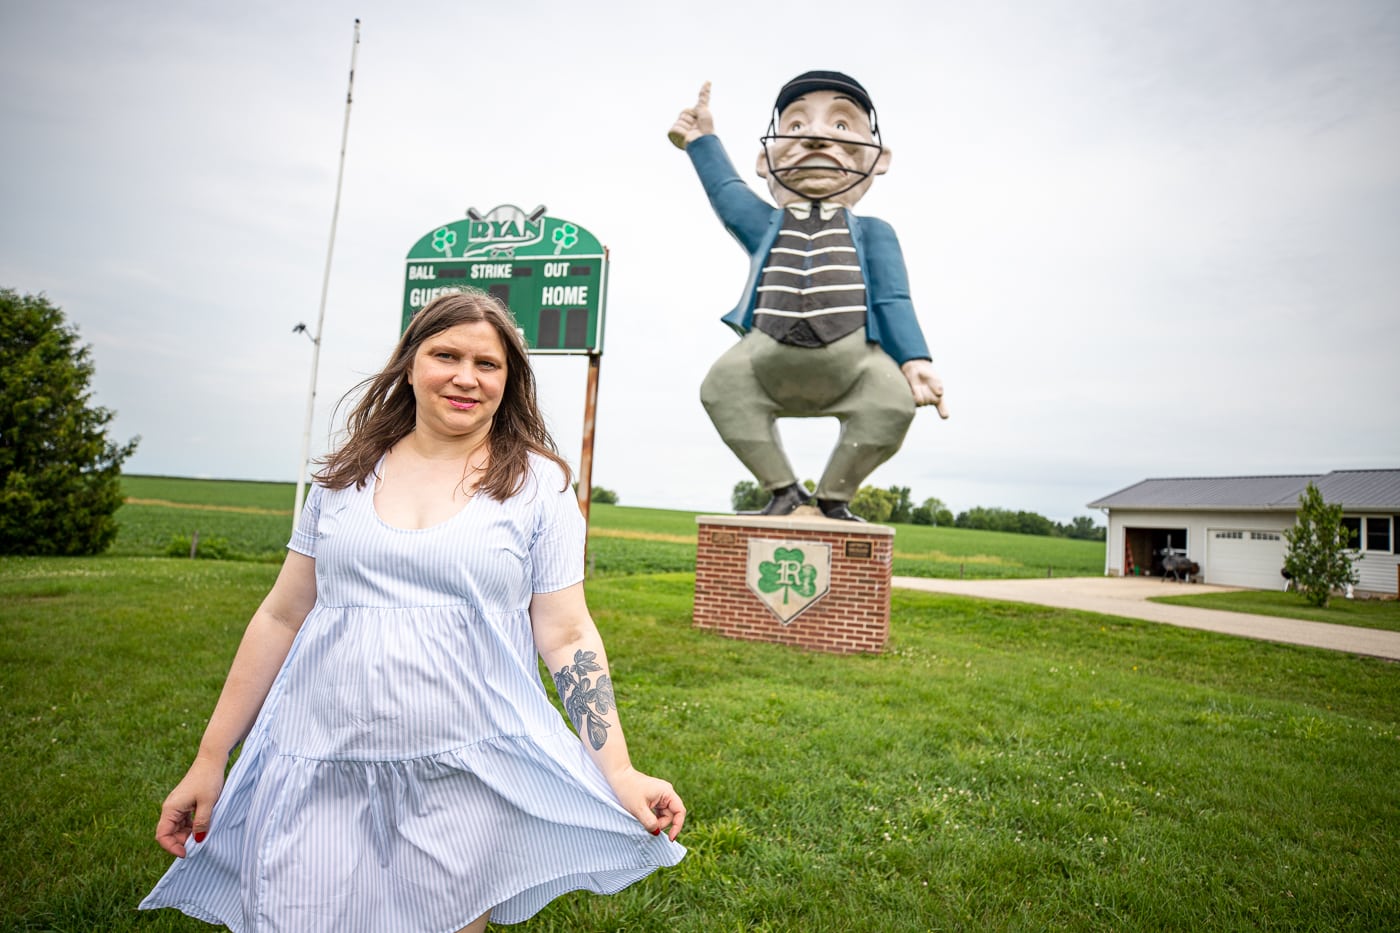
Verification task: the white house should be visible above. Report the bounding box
[1087,469,1400,596]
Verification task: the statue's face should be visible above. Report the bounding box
[756,90,892,207]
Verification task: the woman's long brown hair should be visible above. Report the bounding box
[312,289,572,498]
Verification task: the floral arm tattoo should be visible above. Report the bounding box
[552,649,615,750]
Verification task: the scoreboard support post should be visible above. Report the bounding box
[578,352,602,524]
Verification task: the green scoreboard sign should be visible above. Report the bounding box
[403,204,607,354]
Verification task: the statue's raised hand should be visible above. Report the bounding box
[668,81,714,150]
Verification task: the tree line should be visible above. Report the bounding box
[730,481,1105,540]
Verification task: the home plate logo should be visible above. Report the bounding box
[746,539,832,624]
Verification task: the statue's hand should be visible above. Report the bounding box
[668,81,713,150]
[902,360,948,418]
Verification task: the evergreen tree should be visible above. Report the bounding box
[1282,482,1360,608]
[0,289,138,555]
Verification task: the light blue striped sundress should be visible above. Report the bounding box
[140,455,685,931]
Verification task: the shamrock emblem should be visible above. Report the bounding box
[551,223,579,255]
[758,547,818,605]
[432,227,457,257]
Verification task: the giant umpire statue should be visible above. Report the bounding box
[669,72,948,521]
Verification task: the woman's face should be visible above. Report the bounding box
[407,320,508,442]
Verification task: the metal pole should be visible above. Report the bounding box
[577,352,601,525]
[294,18,360,526]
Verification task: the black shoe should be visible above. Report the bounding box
[817,499,865,522]
[741,483,811,517]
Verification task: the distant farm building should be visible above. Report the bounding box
[1088,469,1400,596]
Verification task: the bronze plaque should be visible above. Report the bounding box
[711,531,738,546]
[844,540,873,559]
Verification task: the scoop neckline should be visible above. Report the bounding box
[368,456,480,533]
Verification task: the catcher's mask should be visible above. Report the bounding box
[759,70,884,201]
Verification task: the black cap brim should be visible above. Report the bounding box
[775,70,874,117]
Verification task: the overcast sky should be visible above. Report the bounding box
[3,0,1397,523]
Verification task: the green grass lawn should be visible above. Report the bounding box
[1153,589,1400,635]
[2,555,1396,932]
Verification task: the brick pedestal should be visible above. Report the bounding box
[693,512,894,655]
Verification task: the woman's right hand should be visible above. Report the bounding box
[155,752,227,857]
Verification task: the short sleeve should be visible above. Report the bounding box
[529,464,586,594]
[287,484,324,558]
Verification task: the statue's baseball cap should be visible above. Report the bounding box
[774,71,875,117]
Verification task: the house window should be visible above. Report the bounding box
[1365,517,1392,553]
[1341,517,1362,549]
[1341,516,1393,553]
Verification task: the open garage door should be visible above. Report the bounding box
[1206,529,1287,589]
[1123,527,1188,577]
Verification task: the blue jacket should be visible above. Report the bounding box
[687,133,931,365]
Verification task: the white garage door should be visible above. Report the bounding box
[1206,529,1287,589]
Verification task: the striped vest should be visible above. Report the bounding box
[753,205,866,347]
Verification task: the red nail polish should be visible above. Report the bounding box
[650,828,660,836]
[194,831,207,843]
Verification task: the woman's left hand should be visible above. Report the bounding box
[607,767,686,842]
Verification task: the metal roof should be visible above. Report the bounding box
[1312,470,1400,510]
[1087,469,1400,512]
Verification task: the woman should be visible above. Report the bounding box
[141,290,686,932]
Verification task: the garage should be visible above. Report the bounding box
[1092,471,1400,595]
[1205,528,1287,589]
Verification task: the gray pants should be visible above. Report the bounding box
[699,328,915,501]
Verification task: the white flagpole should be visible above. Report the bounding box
[294,18,360,526]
